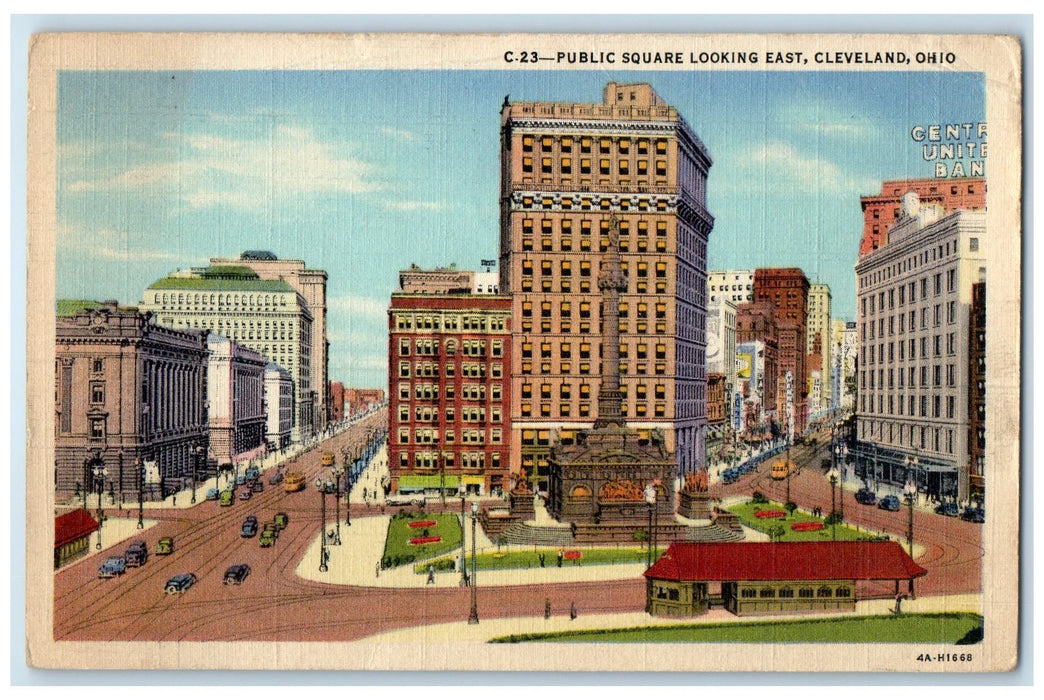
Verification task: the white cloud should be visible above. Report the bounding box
[327,294,388,318]
[58,225,200,263]
[380,199,447,212]
[380,126,417,142]
[60,122,384,210]
[726,140,877,195]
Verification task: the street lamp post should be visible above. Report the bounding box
[92,462,108,549]
[904,479,917,559]
[785,440,792,506]
[331,466,342,545]
[136,458,144,529]
[644,484,656,569]
[458,484,468,586]
[827,466,839,541]
[468,502,479,624]
[316,477,328,572]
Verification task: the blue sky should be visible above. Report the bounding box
[56,70,986,388]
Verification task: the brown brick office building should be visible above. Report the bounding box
[753,268,810,437]
[498,82,714,486]
[388,291,512,496]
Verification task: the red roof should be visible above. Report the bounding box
[54,508,100,549]
[644,541,927,582]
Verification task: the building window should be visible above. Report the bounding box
[90,382,105,404]
[90,419,105,439]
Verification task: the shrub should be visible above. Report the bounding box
[633,530,649,542]
[784,501,798,515]
[751,491,768,504]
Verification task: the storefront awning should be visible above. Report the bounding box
[397,475,460,492]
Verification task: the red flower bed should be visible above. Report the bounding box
[790,521,825,532]
[408,535,442,545]
[563,550,582,560]
[407,520,437,529]
[754,510,786,519]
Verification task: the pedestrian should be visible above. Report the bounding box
[538,552,546,568]
[544,598,552,619]
[376,562,380,579]
[557,550,564,568]
[427,564,435,585]
[570,601,577,620]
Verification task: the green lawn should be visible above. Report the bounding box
[415,546,665,574]
[381,512,463,569]
[728,499,884,542]
[491,612,984,644]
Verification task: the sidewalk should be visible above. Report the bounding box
[57,516,160,572]
[361,593,982,643]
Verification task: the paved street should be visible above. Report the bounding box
[54,417,981,643]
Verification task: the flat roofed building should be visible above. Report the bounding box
[140,264,314,442]
[265,363,294,450]
[210,252,328,433]
[55,300,209,502]
[206,335,267,465]
[754,268,810,436]
[859,177,985,256]
[854,191,986,502]
[806,283,832,414]
[388,289,512,496]
[500,82,714,485]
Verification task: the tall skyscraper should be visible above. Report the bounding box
[806,283,833,413]
[753,268,810,436]
[210,252,328,433]
[499,82,714,484]
[140,264,314,441]
[854,191,985,502]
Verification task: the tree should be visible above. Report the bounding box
[768,524,786,542]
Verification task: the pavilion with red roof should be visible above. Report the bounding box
[54,508,99,569]
[643,541,927,617]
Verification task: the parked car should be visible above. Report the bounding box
[935,501,960,517]
[223,564,251,585]
[273,512,289,530]
[259,527,277,548]
[206,488,220,501]
[251,480,264,493]
[156,537,175,555]
[238,489,253,501]
[219,489,235,506]
[854,488,877,506]
[164,573,198,594]
[245,467,260,481]
[961,506,986,523]
[268,471,285,485]
[236,474,247,486]
[877,495,901,511]
[98,557,127,578]
[124,541,149,567]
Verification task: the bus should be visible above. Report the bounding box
[284,472,306,493]
[771,460,794,480]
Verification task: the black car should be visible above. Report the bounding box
[124,540,149,567]
[961,506,985,523]
[241,518,259,538]
[877,495,901,511]
[223,564,251,585]
[854,488,877,506]
[935,501,960,517]
[165,573,198,594]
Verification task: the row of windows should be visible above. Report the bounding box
[398,450,501,470]
[514,194,673,214]
[398,362,503,379]
[861,363,959,390]
[150,291,289,309]
[858,237,970,289]
[521,382,666,400]
[738,586,851,599]
[397,382,503,402]
[522,156,667,178]
[397,427,503,444]
[859,419,956,455]
[397,338,504,357]
[519,401,668,418]
[862,333,958,365]
[392,314,509,332]
[860,391,959,420]
[861,270,958,315]
[520,318,669,335]
[521,134,669,155]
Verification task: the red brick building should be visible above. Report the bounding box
[344,388,385,417]
[329,382,344,423]
[388,292,512,495]
[706,373,727,426]
[735,302,779,432]
[859,177,986,256]
[753,268,810,437]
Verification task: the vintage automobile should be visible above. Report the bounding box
[98,557,127,579]
[273,512,290,530]
[935,501,960,517]
[241,515,259,538]
[961,506,986,523]
[164,573,198,594]
[124,541,149,567]
[854,488,877,506]
[244,466,261,481]
[284,472,306,493]
[268,471,285,486]
[206,487,220,500]
[156,537,175,555]
[223,564,252,585]
[219,489,235,507]
[259,527,277,548]
[877,495,901,511]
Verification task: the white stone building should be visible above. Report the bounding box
[206,335,267,465]
[264,362,294,450]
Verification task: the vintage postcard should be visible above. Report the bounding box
[25,32,1021,672]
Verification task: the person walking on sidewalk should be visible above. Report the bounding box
[544,598,552,619]
[427,564,435,585]
[570,601,577,620]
